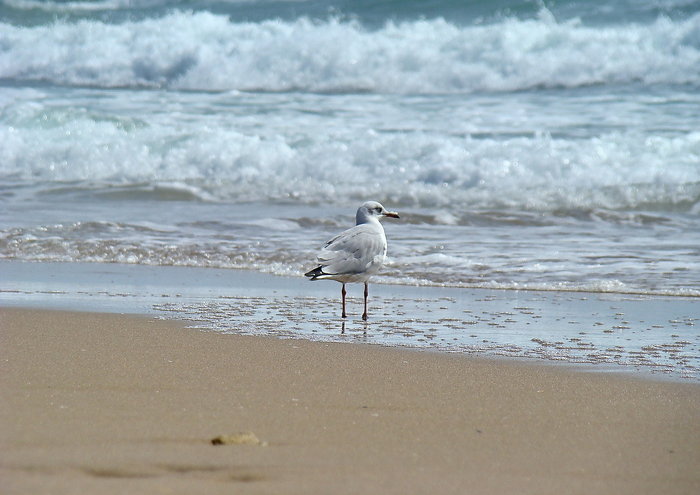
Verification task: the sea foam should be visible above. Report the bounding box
[2,85,699,213]
[1,11,699,93]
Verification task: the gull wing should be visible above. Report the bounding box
[317,223,386,276]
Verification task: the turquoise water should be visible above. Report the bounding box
[1,0,699,295]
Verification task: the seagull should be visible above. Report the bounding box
[305,201,399,320]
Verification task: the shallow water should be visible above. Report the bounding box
[3,261,698,381]
[2,194,699,296]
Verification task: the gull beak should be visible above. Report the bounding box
[383,210,400,219]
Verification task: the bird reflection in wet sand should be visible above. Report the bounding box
[305,201,399,321]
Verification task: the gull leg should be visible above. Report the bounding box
[362,282,369,321]
[341,283,347,318]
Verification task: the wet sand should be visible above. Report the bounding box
[1,307,699,494]
[4,261,699,380]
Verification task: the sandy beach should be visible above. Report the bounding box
[1,307,699,494]
[3,1,699,493]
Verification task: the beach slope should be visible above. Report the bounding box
[1,308,699,494]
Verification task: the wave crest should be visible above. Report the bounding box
[1,11,699,93]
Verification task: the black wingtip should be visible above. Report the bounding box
[304,266,324,280]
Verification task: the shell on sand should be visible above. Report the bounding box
[211,432,266,446]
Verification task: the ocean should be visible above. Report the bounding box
[1,0,699,295]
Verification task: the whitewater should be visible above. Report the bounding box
[1,0,699,297]
[2,9,700,92]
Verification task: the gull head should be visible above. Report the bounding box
[356,201,400,225]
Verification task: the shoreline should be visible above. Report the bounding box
[2,307,699,494]
[2,260,699,381]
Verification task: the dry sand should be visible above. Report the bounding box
[1,307,699,494]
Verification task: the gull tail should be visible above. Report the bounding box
[304,266,326,280]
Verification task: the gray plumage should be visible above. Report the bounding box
[305,201,399,320]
